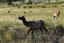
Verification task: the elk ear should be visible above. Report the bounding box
[18,16,21,19]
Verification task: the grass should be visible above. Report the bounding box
[0,4,64,31]
[0,4,64,43]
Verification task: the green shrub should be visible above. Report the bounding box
[41,6,46,8]
[23,6,27,8]
[28,5,33,8]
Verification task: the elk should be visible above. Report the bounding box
[53,10,60,19]
[18,16,48,38]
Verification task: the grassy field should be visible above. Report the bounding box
[1,4,64,27]
[0,4,64,43]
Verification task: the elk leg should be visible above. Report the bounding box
[40,28,43,33]
[31,29,34,39]
[43,27,50,35]
[27,28,32,35]
[54,16,56,19]
[43,27,48,32]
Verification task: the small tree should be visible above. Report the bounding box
[7,0,12,6]
[28,0,32,4]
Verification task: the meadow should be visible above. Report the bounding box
[0,3,64,43]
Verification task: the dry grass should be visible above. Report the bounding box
[0,6,64,25]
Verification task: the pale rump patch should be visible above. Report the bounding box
[53,13,57,16]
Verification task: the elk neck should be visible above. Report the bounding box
[22,18,29,27]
